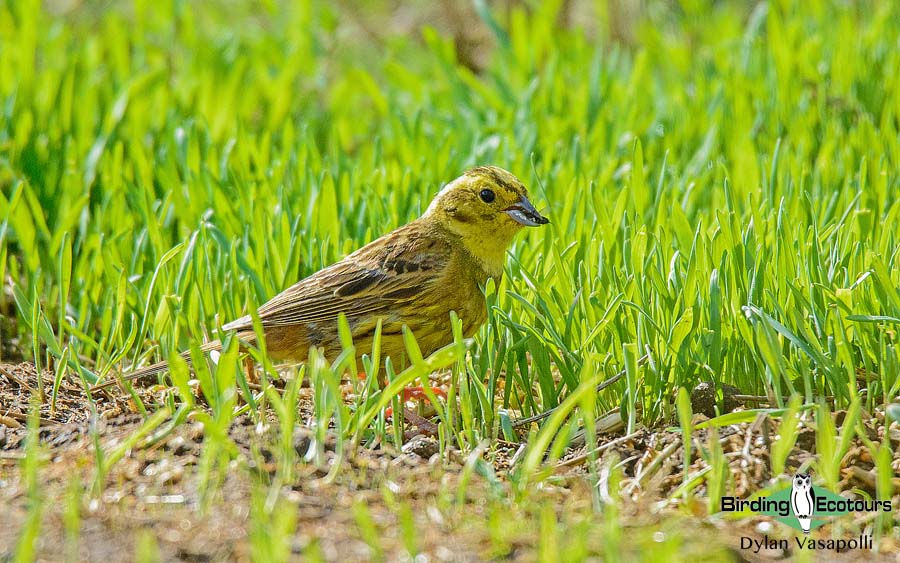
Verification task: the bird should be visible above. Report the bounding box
[790,472,815,534]
[95,166,549,390]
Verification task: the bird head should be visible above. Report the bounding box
[424,166,549,275]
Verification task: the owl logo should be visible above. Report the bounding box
[790,472,815,534]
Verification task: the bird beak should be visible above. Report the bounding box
[504,196,550,227]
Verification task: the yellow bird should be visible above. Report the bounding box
[98,166,548,389]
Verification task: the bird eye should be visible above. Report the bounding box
[479,189,495,203]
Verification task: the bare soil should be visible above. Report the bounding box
[1,362,898,562]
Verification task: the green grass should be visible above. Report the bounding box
[2,0,899,559]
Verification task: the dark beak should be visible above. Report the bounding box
[504,196,550,227]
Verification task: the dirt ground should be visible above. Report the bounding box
[1,362,898,562]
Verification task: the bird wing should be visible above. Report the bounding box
[222,223,452,331]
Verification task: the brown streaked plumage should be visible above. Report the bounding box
[96,166,548,390]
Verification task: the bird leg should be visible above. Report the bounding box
[356,372,447,406]
[243,357,259,385]
[402,386,447,402]
[384,386,447,415]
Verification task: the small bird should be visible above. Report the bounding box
[96,166,548,389]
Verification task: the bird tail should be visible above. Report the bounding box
[92,340,223,391]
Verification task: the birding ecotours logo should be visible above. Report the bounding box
[721,470,891,540]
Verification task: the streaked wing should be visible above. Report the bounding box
[223,224,450,331]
